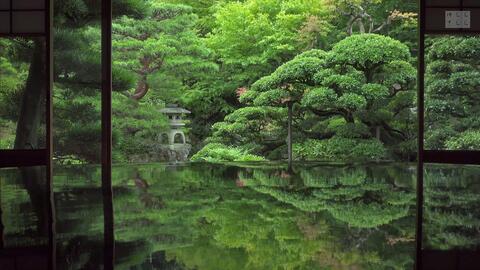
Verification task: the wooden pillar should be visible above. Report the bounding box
[101,0,114,268]
[416,1,426,269]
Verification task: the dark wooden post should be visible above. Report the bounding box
[46,0,56,268]
[415,1,425,269]
[0,180,3,249]
[102,0,114,268]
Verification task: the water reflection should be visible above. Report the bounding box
[423,165,480,250]
[1,163,479,269]
[0,166,52,269]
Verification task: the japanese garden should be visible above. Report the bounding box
[1,0,479,269]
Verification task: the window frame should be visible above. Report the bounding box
[417,1,480,269]
[0,0,114,269]
[3,0,480,269]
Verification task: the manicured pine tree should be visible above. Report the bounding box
[112,2,217,102]
[242,50,326,168]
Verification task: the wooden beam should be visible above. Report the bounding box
[102,0,115,269]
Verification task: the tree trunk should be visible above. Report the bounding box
[358,20,365,33]
[14,39,46,149]
[13,39,49,236]
[344,113,355,123]
[287,103,293,172]
[131,76,149,100]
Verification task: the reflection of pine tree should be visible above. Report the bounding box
[424,165,480,249]
[243,165,416,269]
[247,166,414,229]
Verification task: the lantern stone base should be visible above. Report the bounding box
[127,144,191,163]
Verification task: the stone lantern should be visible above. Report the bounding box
[159,104,191,146]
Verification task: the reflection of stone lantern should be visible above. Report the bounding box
[159,104,191,146]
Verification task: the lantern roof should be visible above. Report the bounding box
[160,104,191,114]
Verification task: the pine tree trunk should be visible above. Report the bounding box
[131,76,149,100]
[14,39,46,149]
[13,39,49,236]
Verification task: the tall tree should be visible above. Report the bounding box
[183,0,333,151]
[9,0,146,151]
[51,0,149,163]
[207,0,332,78]
[14,40,47,150]
[241,49,326,166]
[113,2,217,101]
[298,34,416,160]
[199,34,416,162]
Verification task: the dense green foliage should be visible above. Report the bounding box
[0,39,26,148]
[191,143,266,162]
[113,3,217,101]
[0,0,422,163]
[425,36,480,150]
[0,0,474,162]
[187,0,419,160]
[208,34,416,161]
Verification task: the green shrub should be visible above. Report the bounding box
[0,119,15,149]
[293,137,386,162]
[445,130,480,150]
[191,143,266,162]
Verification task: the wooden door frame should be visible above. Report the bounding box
[417,0,480,269]
[0,0,114,269]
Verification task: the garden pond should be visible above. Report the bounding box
[1,162,480,269]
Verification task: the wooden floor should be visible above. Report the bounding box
[422,250,480,270]
[0,246,49,270]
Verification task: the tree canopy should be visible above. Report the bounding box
[0,0,462,164]
[200,34,416,162]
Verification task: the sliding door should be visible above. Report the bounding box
[418,1,480,269]
[0,0,54,269]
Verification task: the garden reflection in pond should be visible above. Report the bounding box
[1,163,480,269]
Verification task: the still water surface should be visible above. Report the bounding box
[1,162,479,269]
